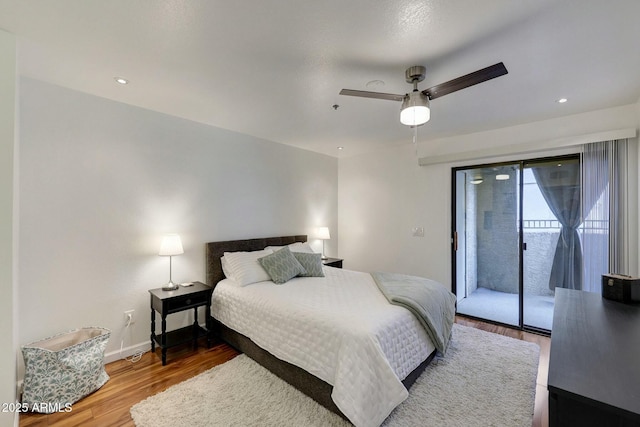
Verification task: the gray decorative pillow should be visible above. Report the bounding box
[258,246,307,284]
[293,252,325,277]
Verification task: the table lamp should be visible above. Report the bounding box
[159,234,184,290]
[316,227,330,260]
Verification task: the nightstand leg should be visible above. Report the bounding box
[193,307,198,350]
[150,309,156,353]
[205,302,212,347]
[161,315,167,365]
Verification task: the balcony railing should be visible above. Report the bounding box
[523,219,608,231]
[523,219,560,229]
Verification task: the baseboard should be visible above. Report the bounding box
[104,341,151,364]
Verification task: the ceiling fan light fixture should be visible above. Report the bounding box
[400,91,430,126]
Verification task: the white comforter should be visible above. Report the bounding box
[211,267,435,427]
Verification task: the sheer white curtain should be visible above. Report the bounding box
[581,139,629,292]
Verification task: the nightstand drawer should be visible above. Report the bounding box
[166,292,209,312]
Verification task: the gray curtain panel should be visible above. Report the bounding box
[532,163,582,291]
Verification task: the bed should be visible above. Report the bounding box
[206,235,451,427]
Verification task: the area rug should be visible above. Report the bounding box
[130,324,539,427]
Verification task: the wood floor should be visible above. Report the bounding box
[19,316,550,427]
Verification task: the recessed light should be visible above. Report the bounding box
[496,174,510,180]
[557,98,567,103]
[114,77,129,85]
[470,178,483,185]
[337,146,344,150]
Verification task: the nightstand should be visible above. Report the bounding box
[149,281,213,365]
[322,257,343,268]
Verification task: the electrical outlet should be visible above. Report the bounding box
[412,226,425,237]
[124,310,135,325]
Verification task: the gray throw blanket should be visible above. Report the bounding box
[371,272,456,354]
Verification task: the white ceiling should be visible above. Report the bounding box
[1,0,640,157]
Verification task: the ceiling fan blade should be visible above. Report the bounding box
[339,89,406,102]
[423,62,508,100]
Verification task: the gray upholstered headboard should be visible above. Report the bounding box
[205,235,307,287]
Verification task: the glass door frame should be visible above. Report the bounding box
[451,154,580,334]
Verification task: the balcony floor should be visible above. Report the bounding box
[457,287,554,331]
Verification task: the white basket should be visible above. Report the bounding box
[21,327,110,413]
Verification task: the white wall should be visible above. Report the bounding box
[338,144,452,283]
[17,78,338,366]
[0,29,17,427]
[339,104,639,287]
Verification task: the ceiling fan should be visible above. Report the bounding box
[339,62,508,127]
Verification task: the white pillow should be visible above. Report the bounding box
[220,256,233,280]
[288,242,315,254]
[265,242,316,254]
[265,242,315,254]
[222,249,273,286]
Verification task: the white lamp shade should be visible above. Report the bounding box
[315,227,330,240]
[400,92,430,126]
[159,234,184,256]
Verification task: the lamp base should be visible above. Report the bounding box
[162,281,179,291]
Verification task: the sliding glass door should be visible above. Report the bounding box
[522,158,580,330]
[453,163,521,327]
[453,155,580,332]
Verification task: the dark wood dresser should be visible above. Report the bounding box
[548,288,640,426]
